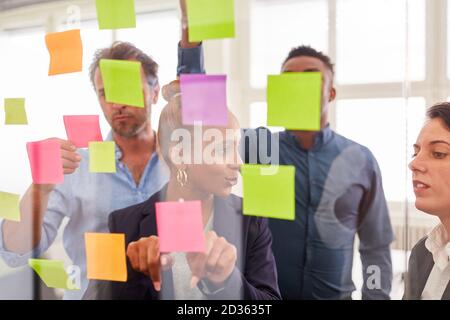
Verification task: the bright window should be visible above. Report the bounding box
[250,0,329,88]
[336,98,426,202]
[336,0,425,84]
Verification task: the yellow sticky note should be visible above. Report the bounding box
[0,191,20,222]
[28,259,78,290]
[89,141,116,173]
[4,98,28,125]
[85,233,127,282]
[267,73,322,130]
[99,59,144,108]
[96,0,136,30]
[186,0,235,42]
[242,164,296,221]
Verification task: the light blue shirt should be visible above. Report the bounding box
[0,133,169,299]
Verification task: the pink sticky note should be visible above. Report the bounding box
[26,139,64,184]
[63,115,103,148]
[155,201,205,253]
[180,74,228,126]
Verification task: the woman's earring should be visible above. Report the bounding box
[176,168,188,187]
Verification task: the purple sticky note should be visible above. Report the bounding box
[63,115,103,148]
[26,139,64,184]
[155,201,205,253]
[180,74,228,126]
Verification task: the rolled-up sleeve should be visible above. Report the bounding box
[177,42,205,75]
[0,185,71,267]
[358,155,395,300]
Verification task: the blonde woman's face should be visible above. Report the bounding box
[409,118,450,217]
[183,120,242,198]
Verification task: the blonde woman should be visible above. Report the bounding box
[83,81,281,300]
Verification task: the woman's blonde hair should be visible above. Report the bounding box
[157,80,185,167]
[157,79,239,168]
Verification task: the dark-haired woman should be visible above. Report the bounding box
[405,102,450,300]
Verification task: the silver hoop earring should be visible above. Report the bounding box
[176,168,188,187]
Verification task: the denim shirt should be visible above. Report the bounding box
[178,43,394,299]
[244,127,394,299]
[0,44,204,300]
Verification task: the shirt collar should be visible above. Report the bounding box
[286,123,334,150]
[425,223,450,271]
[106,131,123,161]
[320,124,333,145]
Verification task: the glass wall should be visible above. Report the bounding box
[247,0,446,299]
[0,0,449,300]
[0,5,180,299]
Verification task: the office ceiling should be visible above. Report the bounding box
[0,0,58,11]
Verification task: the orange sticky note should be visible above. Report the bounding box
[85,233,127,282]
[45,29,83,76]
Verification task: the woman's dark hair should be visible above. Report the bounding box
[427,102,450,130]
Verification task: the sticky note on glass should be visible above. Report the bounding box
[241,165,295,221]
[96,0,136,30]
[0,191,20,222]
[28,259,77,290]
[267,73,322,131]
[99,59,144,108]
[4,98,27,125]
[64,115,103,148]
[45,29,83,76]
[26,139,64,184]
[156,201,205,252]
[85,233,127,282]
[186,0,235,42]
[180,74,228,126]
[89,141,116,173]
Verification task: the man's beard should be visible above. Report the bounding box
[112,118,147,138]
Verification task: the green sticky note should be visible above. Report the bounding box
[89,141,116,173]
[28,259,77,290]
[96,0,136,30]
[0,191,20,222]
[4,98,27,125]
[99,59,144,108]
[267,73,322,131]
[186,0,235,42]
[242,165,295,221]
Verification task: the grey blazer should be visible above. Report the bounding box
[404,236,450,300]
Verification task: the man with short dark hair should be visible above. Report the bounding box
[0,1,200,300]
[185,44,394,299]
[263,45,394,299]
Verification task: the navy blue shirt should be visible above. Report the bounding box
[181,44,394,299]
[243,127,394,299]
